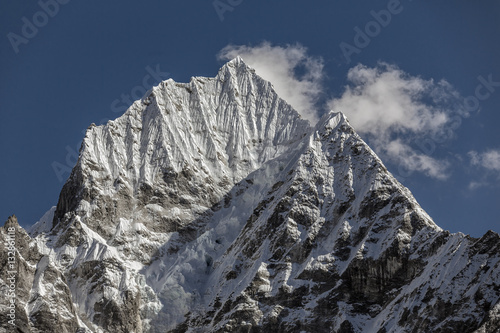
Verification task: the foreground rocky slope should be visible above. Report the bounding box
[1,58,499,332]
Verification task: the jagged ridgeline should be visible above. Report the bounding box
[1,58,499,333]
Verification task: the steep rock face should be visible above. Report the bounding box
[164,112,500,333]
[197,113,437,331]
[7,58,500,333]
[0,216,81,333]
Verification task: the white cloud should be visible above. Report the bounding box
[469,150,500,171]
[466,150,500,190]
[328,63,465,180]
[218,42,324,124]
[468,181,487,191]
[385,139,450,180]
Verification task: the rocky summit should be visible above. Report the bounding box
[1,58,499,333]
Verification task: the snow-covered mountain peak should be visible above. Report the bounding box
[80,56,309,181]
[316,110,345,131]
[222,55,252,71]
[6,59,498,333]
[52,58,310,246]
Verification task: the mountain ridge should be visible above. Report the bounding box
[1,58,499,333]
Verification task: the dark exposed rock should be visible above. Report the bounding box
[0,216,81,333]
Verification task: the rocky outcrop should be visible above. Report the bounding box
[0,215,82,332]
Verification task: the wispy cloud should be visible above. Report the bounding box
[218,42,324,124]
[468,149,500,171]
[328,62,465,180]
[468,181,488,191]
[467,149,500,190]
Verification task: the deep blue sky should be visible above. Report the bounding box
[1,1,499,236]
